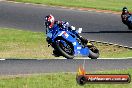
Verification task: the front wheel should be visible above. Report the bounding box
[55,38,74,59]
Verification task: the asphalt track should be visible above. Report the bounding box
[0,59,132,75]
[0,1,132,75]
[0,1,132,47]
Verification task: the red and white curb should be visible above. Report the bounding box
[0,0,6,1]
[5,0,121,15]
[0,59,6,60]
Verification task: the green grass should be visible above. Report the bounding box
[0,27,54,59]
[0,69,132,88]
[0,27,132,59]
[13,0,132,12]
[97,43,132,58]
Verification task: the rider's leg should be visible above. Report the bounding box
[79,36,88,44]
[79,36,94,47]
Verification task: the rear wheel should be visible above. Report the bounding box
[55,38,74,59]
[128,24,132,30]
[88,46,99,59]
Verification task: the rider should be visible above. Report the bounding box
[45,14,91,46]
[121,7,131,26]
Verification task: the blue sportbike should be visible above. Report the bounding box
[46,26,99,59]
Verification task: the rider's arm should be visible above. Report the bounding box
[121,14,128,24]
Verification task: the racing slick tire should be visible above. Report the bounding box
[55,37,74,59]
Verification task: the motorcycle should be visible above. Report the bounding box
[46,26,99,59]
[122,14,132,30]
[127,15,132,29]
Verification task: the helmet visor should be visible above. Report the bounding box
[124,9,128,11]
[45,21,51,27]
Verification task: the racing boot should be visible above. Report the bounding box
[87,41,99,54]
[87,41,94,48]
[79,36,94,48]
[79,36,88,45]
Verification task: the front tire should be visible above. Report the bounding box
[55,38,74,59]
[53,50,61,57]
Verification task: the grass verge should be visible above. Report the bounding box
[0,27,54,59]
[0,27,132,59]
[0,69,132,88]
[13,0,132,12]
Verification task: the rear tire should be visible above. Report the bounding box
[89,46,99,59]
[128,24,132,30]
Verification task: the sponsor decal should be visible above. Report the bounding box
[73,42,76,45]
[77,47,82,49]
[58,31,69,38]
[58,31,65,36]
[63,31,69,38]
